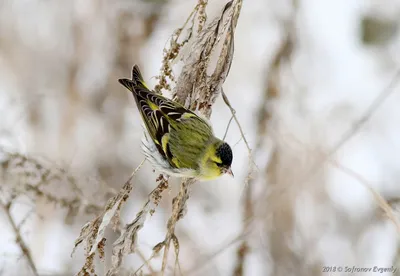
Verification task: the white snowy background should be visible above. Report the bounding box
[1,0,400,275]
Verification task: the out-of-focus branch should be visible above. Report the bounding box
[299,68,400,185]
[250,2,298,275]
[0,151,109,234]
[329,159,400,233]
[261,1,400,274]
[185,232,245,274]
[0,200,38,276]
[0,150,108,220]
[230,2,297,275]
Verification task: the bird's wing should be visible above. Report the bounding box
[119,65,209,168]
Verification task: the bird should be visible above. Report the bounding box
[118,65,233,181]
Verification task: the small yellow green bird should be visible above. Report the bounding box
[118,65,233,181]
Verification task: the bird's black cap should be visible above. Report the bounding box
[216,142,233,167]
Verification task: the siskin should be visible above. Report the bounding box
[118,65,233,181]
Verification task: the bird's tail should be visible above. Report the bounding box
[118,78,136,92]
[118,64,151,92]
[131,65,144,85]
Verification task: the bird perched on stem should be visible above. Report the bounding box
[119,65,233,181]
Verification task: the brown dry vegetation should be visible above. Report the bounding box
[2,1,400,276]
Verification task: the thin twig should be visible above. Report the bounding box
[221,88,258,170]
[329,159,400,233]
[161,178,194,275]
[185,233,245,274]
[155,2,202,93]
[17,207,36,231]
[1,201,38,276]
[137,249,156,275]
[332,70,400,154]
[302,69,400,183]
[74,159,146,276]
[221,89,252,156]
[173,235,183,276]
[223,114,235,141]
[233,137,243,148]
[133,251,158,276]
[221,88,255,276]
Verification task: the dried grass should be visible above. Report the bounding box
[3,0,399,275]
[0,1,246,273]
[71,0,244,275]
[0,149,113,275]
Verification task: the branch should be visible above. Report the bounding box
[329,159,400,233]
[73,159,145,276]
[301,68,400,184]
[0,150,108,220]
[107,174,169,275]
[221,89,256,275]
[0,200,38,276]
[159,178,194,274]
[221,89,252,155]
[185,232,246,274]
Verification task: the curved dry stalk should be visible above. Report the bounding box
[222,114,235,141]
[155,1,205,94]
[159,178,194,274]
[185,233,246,275]
[300,68,400,186]
[73,159,145,276]
[107,176,171,275]
[0,200,38,276]
[0,150,109,219]
[329,159,400,233]
[133,249,157,275]
[221,88,256,276]
[0,148,123,275]
[221,90,251,155]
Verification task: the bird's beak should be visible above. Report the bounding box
[225,167,234,178]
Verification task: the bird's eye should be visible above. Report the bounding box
[216,162,223,167]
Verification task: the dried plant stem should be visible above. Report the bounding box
[221,89,255,275]
[74,159,146,275]
[303,69,400,183]
[222,114,235,141]
[1,151,109,219]
[109,181,168,275]
[185,233,245,274]
[160,178,194,275]
[137,249,156,275]
[389,198,400,208]
[0,201,38,276]
[233,173,254,276]
[221,89,252,155]
[332,70,400,154]
[330,159,400,233]
[155,1,202,93]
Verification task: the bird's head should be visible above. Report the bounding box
[199,140,233,180]
[215,142,234,177]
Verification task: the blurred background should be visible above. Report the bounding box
[1,0,400,275]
